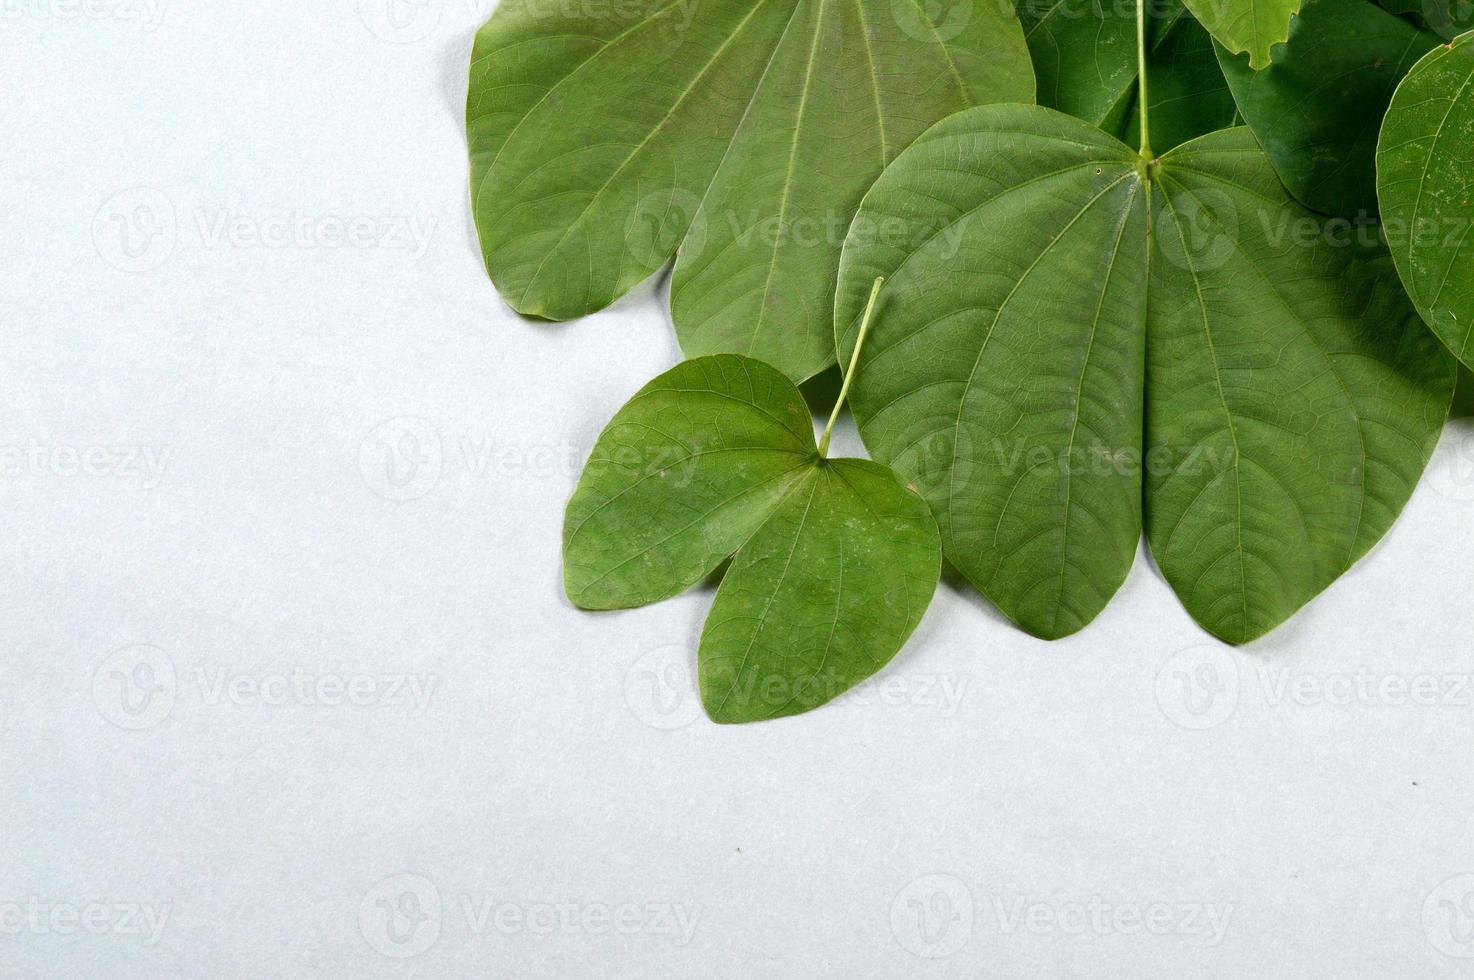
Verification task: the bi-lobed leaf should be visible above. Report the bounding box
[563,354,940,722]
[1378,30,1474,368]
[1181,0,1302,69]
[836,104,1454,644]
[468,0,1034,383]
[1217,0,1442,218]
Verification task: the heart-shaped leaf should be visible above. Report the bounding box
[836,104,1454,643]
[564,352,940,723]
[1217,0,1442,218]
[1378,30,1474,368]
[1181,0,1303,69]
[468,0,1034,383]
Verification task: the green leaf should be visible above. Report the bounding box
[699,457,940,723]
[1217,0,1442,218]
[1377,0,1474,39]
[1112,3,1239,153]
[1378,30,1474,368]
[563,353,940,722]
[1015,0,1138,125]
[836,104,1454,643]
[1181,0,1302,69]
[468,0,1034,383]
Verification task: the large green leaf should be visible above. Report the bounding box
[468,0,1034,383]
[564,354,940,722]
[835,104,1454,643]
[1378,30,1474,368]
[1217,0,1441,218]
[1181,0,1303,69]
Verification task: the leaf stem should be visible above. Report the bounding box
[1136,0,1152,162]
[819,276,884,458]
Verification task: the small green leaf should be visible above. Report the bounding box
[1181,0,1302,69]
[468,0,1034,383]
[836,104,1454,644]
[563,356,816,610]
[1217,0,1442,218]
[564,353,940,722]
[700,458,939,723]
[1378,30,1474,367]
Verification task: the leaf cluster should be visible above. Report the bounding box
[467,0,1474,721]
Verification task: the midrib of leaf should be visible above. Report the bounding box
[1160,165,1374,568]
[849,157,1138,374]
[509,0,777,307]
[1153,184,1250,633]
[906,0,972,100]
[1051,176,1143,634]
[747,0,826,356]
[946,171,1138,564]
[852,0,890,164]
[711,471,821,715]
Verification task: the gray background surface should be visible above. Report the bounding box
[6,2,1474,976]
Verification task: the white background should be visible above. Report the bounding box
[6,1,1474,976]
